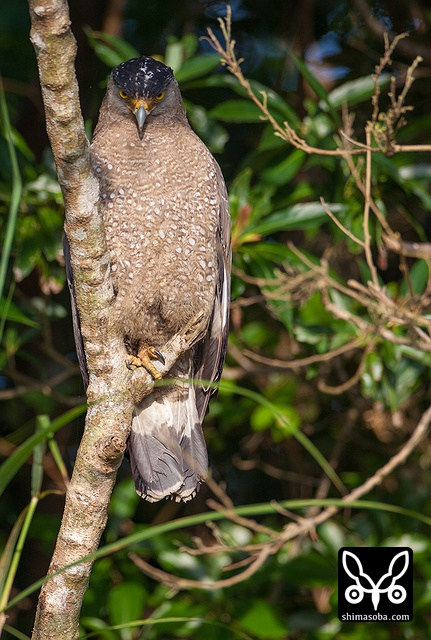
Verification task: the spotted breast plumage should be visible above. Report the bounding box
[65,56,231,502]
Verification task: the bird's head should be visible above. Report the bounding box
[111,56,181,139]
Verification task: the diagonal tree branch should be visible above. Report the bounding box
[27,4,126,638]
[27,1,205,637]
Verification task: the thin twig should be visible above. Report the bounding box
[243,336,365,369]
[382,233,431,259]
[320,197,365,247]
[317,341,374,395]
[130,543,272,590]
[363,127,379,285]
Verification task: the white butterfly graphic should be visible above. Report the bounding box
[342,550,409,611]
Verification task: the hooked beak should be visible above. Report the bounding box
[134,105,148,140]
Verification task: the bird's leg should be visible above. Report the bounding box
[125,344,165,380]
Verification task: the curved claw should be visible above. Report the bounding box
[125,357,135,371]
[149,347,165,365]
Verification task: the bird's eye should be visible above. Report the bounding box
[119,90,128,100]
[155,91,165,102]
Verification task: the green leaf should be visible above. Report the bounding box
[13,216,42,282]
[0,508,27,601]
[285,553,336,586]
[0,79,22,302]
[239,241,293,263]
[159,550,206,580]
[197,75,300,125]
[407,180,431,210]
[324,73,391,110]
[239,600,287,639]
[2,623,31,640]
[289,51,340,126]
[271,405,301,441]
[184,102,228,153]
[400,259,429,296]
[80,617,117,640]
[10,128,34,162]
[0,298,39,328]
[249,201,343,234]
[241,321,273,348]
[257,124,289,151]
[299,291,335,329]
[164,40,184,72]
[208,100,266,123]
[250,405,274,432]
[180,33,199,59]
[251,403,300,440]
[85,28,139,67]
[110,478,139,520]
[247,79,301,124]
[176,55,221,83]
[31,416,48,498]
[261,149,306,186]
[92,43,127,69]
[290,52,328,103]
[107,582,147,639]
[398,163,431,180]
[395,344,431,368]
[229,167,253,208]
[37,207,63,261]
[362,352,383,398]
[26,173,62,202]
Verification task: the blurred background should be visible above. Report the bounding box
[2,1,431,638]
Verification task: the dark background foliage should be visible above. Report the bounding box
[2,1,431,638]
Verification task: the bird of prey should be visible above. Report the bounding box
[65,56,231,502]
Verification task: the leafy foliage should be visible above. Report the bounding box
[2,1,431,639]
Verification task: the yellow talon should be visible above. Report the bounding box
[125,344,165,380]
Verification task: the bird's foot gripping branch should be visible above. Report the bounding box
[127,309,210,404]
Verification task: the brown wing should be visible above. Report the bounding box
[63,157,230,418]
[194,160,231,422]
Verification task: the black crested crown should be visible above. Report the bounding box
[112,56,175,99]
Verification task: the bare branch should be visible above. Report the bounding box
[243,336,365,369]
[130,545,272,590]
[382,233,431,259]
[371,32,408,124]
[320,197,365,247]
[317,342,374,395]
[203,9,361,157]
[363,127,379,285]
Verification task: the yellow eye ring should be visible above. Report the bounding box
[155,91,165,102]
[119,89,128,99]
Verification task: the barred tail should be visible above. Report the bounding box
[128,382,208,502]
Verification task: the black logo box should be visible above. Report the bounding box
[338,547,413,621]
